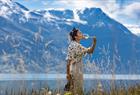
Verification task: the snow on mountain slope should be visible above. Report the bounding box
[0,0,140,74]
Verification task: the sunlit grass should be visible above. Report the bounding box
[1,84,140,95]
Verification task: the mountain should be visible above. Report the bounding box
[0,0,140,74]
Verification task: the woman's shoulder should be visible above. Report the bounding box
[69,41,79,47]
[68,41,82,51]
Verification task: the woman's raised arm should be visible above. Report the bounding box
[87,36,96,54]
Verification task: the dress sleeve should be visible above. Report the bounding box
[79,44,90,55]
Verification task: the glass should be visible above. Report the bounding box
[83,34,95,39]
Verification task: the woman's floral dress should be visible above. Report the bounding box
[66,41,89,95]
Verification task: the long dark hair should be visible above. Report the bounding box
[69,27,79,41]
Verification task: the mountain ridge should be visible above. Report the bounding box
[0,0,139,74]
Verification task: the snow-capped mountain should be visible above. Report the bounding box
[0,0,140,74]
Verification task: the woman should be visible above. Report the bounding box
[65,28,96,95]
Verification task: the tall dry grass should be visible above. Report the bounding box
[1,84,140,95]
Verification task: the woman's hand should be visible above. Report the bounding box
[87,36,96,54]
[70,60,75,65]
[67,74,72,80]
[93,36,96,45]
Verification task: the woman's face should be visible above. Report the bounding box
[75,30,84,40]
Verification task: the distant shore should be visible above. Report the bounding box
[0,74,140,80]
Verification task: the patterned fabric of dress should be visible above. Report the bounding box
[66,41,89,95]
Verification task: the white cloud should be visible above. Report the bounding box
[42,0,99,10]
[120,2,140,19]
[110,2,140,36]
[124,24,140,36]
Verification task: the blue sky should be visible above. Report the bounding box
[14,0,140,35]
